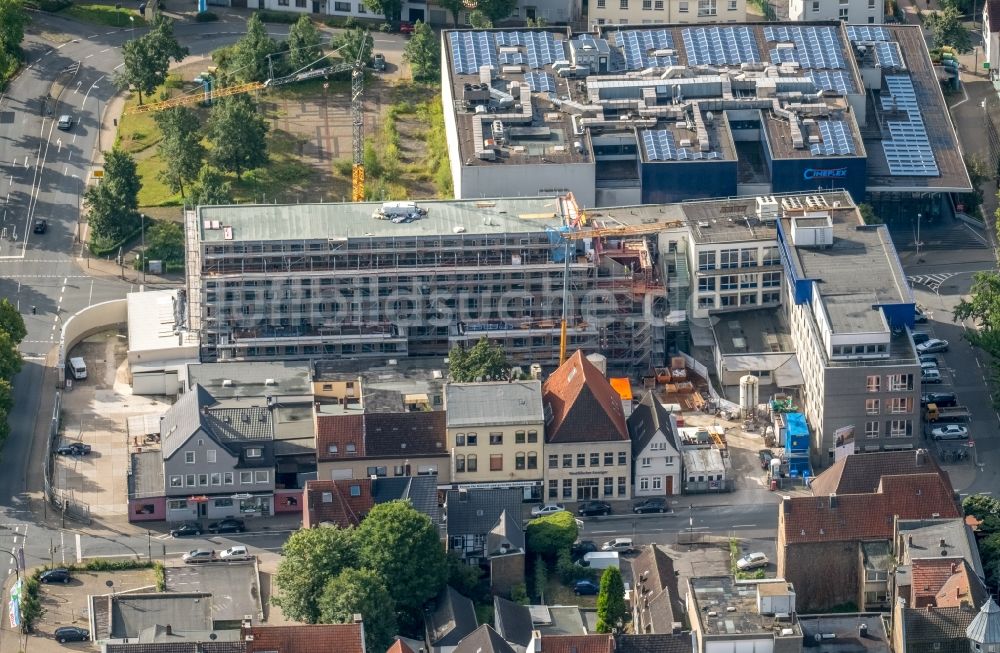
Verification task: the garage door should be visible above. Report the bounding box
[132,371,179,396]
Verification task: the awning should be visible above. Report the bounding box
[773,355,804,387]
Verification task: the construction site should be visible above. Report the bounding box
[184,194,674,376]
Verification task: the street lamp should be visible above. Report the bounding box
[0,548,21,581]
[916,212,923,256]
[140,213,146,283]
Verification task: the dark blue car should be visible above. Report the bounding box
[573,579,599,596]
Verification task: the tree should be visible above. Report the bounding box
[473,0,518,21]
[857,203,882,225]
[362,0,401,20]
[447,552,484,598]
[190,166,233,206]
[148,15,189,67]
[330,27,373,66]
[961,153,991,214]
[436,0,464,25]
[85,149,141,243]
[208,96,269,179]
[0,380,12,415]
[595,566,628,634]
[145,221,185,264]
[468,10,493,28]
[319,568,397,653]
[926,6,972,53]
[963,494,1000,521]
[525,511,578,560]
[448,337,511,382]
[0,0,29,60]
[403,21,439,81]
[954,271,1000,355]
[0,298,26,345]
[0,332,22,381]
[533,554,547,603]
[273,526,358,624]
[115,16,187,105]
[288,15,324,72]
[154,107,204,198]
[355,501,447,616]
[227,13,284,83]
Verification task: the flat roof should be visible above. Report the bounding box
[187,361,313,397]
[445,381,544,427]
[714,308,794,356]
[197,197,564,242]
[164,563,262,622]
[689,577,801,636]
[682,447,726,474]
[798,614,890,653]
[127,289,199,354]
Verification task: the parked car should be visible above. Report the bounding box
[912,332,931,345]
[919,354,939,366]
[169,522,202,538]
[207,517,245,534]
[573,579,600,595]
[632,497,668,514]
[219,545,253,562]
[920,361,939,373]
[921,368,943,384]
[922,392,958,408]
[736,552,769,570]
[40,568,71,584]
[56,115,74,131]
[56,442,91,456]
[371,53,386,71]
[398,21,414,33]
[55,626,89,643]
[758,449,774,470]
[914,307,928,323]
[571,540,598,562]
[600,537,634,552]
[931,424,969,440]
[33,219,47,234]
[917,339,949,354]
[182,549,217,564]
[530,503,566,517]
[578,501,612,517]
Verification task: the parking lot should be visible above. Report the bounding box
[56,330,171,518]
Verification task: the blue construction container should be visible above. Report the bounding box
[785,413,810,454]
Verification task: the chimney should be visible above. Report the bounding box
[533,630,543,651]
[951,562,959,573]
[916,449,926,466]
[859,623,868,638]
[908,535,914,546]
[940,538,947,548]
[353,613,363,624]
[165,624,173,636]
[829,493,837,508]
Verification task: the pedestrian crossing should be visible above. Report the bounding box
[907,273,957,292]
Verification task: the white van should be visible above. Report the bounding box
[582,551,620,570]
[68,357,87,380]
[372,201,426,220]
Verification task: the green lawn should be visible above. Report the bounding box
[63,3,146,27]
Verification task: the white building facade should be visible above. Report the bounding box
[788,0,882,24]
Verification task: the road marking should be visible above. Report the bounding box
[731,524,758,528]
[87,34,99,39]
[114,63,125,70]
[99,48,110,53]
[84,54,94,59]
[75,533,82,563]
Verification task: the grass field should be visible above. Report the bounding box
[63,3,147,27]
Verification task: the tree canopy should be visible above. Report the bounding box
[85,149,142,243]
[273,526,358,624]
[473,0,518,21]
[596,566,628,633]
[954,271,1000,357]
[145,221,185,265]
[208,95,269,179]
[319,568,397,653]
[362,0,401,20]
[226,13,285,83]
[330,27,373,66]
[403,21,439,81]
[526,511,579,560]
[115,16,188,104]
[190,166,233,206]
[436,0,464,25]
[0,0,29,62]
[448,337,511,382]
[0,299,26,345]
[154,107,204,198]
[926,6,972,53]
[287,15,324,72]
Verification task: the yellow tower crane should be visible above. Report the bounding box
[123,38,371,201]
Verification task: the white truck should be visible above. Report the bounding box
[582,551,620,570]
[68,357,87,380]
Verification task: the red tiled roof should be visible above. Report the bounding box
[537,635,616,653]
[912,559,981,608]
[542,351,628,443]
[782,473,959,544]
[303,479,374,528]
[247,624,364,653]
[316,412,446,462]
[386,641,416,653]
[809,450,941,497]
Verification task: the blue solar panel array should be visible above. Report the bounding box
[764,26,845,70]
[809,120,856,156]
[807,70,855,95]
[616,29,678,70]
[846,25,891,42]
[641,129,720,161]
[449,32,499,75]
[499,51,526,66]
[681,27,761,66]
[880,75,939,176]
[874,41,904,70]
[524,72,557,93]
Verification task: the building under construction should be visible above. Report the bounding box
[184,196,670,376]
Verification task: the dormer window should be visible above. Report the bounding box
[346,443,357,454]
[245,447,262,458]
[328,444,338,453]
[350,485,361,497]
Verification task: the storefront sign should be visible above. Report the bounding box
[803,167,848,181]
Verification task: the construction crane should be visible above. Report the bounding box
[554,195,684,365]
[123,38,371,201]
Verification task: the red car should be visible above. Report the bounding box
[398,21,414,33]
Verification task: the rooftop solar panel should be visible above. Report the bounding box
[641,129,714,161]
[874,41,905,70]
[808,70,855,94]
[846,25,891,42]
[524,72,557,93]
[763,26,845,70]
[616,29,677,70]
[879,75,939,176]
[809,120,856,156]
[682,26,760,66]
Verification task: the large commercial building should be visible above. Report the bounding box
[441,23,969,221]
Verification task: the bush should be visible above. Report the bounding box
[511,583,529,604]
[195,10,218,21]
[36,0,71,11]
[556,548,589,584]
[256,9,299,23]
[380,22,392,32]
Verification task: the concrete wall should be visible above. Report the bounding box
[59,299,128,384]
[490,552,525,597]
[128,496,166,522]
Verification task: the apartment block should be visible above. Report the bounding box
[588,0,746,29]
[788,0,883,25]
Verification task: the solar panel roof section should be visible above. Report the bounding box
[524,72,557,93]
[641,129,713,161]
[879,74,939,176]
[874,41,905,70]
[449,31,499,75]
[846,25,891,42]
[809,120,856,156]
[807,70,855,94]
[618,29,678,70]
[763,26,845,70]
[682,26,761,66]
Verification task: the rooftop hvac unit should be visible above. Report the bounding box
[679,138,692,147]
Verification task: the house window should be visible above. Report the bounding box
[866,375,881,392]
[762,272,781,288]
[549,454,558,469]
[563,479,573,498]
[597,0,606,7]
[256,470,269,483]
[590,453,600,467]
[334,1,350,10]
[890,397,912,414]
[367,466,387,477]
[643,0,652,8]
[528,431,538,443]
[246,447,262,458]
[640,477,650,490]
[699,277,716,292]
[206,450,216,463]
[655,0,664,7]
[652,477,662,490]
[577,453,586,467]
[240,471,253,484]
[468,454,478,472]
[491,454,504,471]
[169,476,183,488]
[728,0,737,8]
[328,445,339,454]
[889,374,913,391]
[839,6,848,18]
[321,492,333,503]
[346,443,357,454]
[866,399,880,415]
[549,480,558,498]
[515,431,526,444]
[563,454,573,468]
[887,420,912,438]
[168,499,187,510]
[456,455,466,472]
[618,451,627,465]
[349,484,361,497]
[278,0,288,5]
[185,451,196,464]
[604,477,614,496]
[394,466,405,476]
[186,474,196,486]
[740,249,756,268]
[456,434,466,446]
[618,476,627,496]
[224,472,234,485]
[210,473,221,486]
[720,249,739,269]
[641,457,651,467]
[357,1,365,11]
[620,0,628,8]
[490,433,503,445]
[698,251,715,270]
[812,0,819,9]
[720,275,738,290]
[516,453,526,470]
[604,452,614,466]
[699,297,716,309]
[197,474,208,486]
[666,456,675,465]
[215,498,233,507]
[528,452,537,469]
[467,434,478,446]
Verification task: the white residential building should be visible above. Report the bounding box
[628,392,682,496]
[588,0,746,29]
[788,0,882,24]
[984,0,1000,79]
